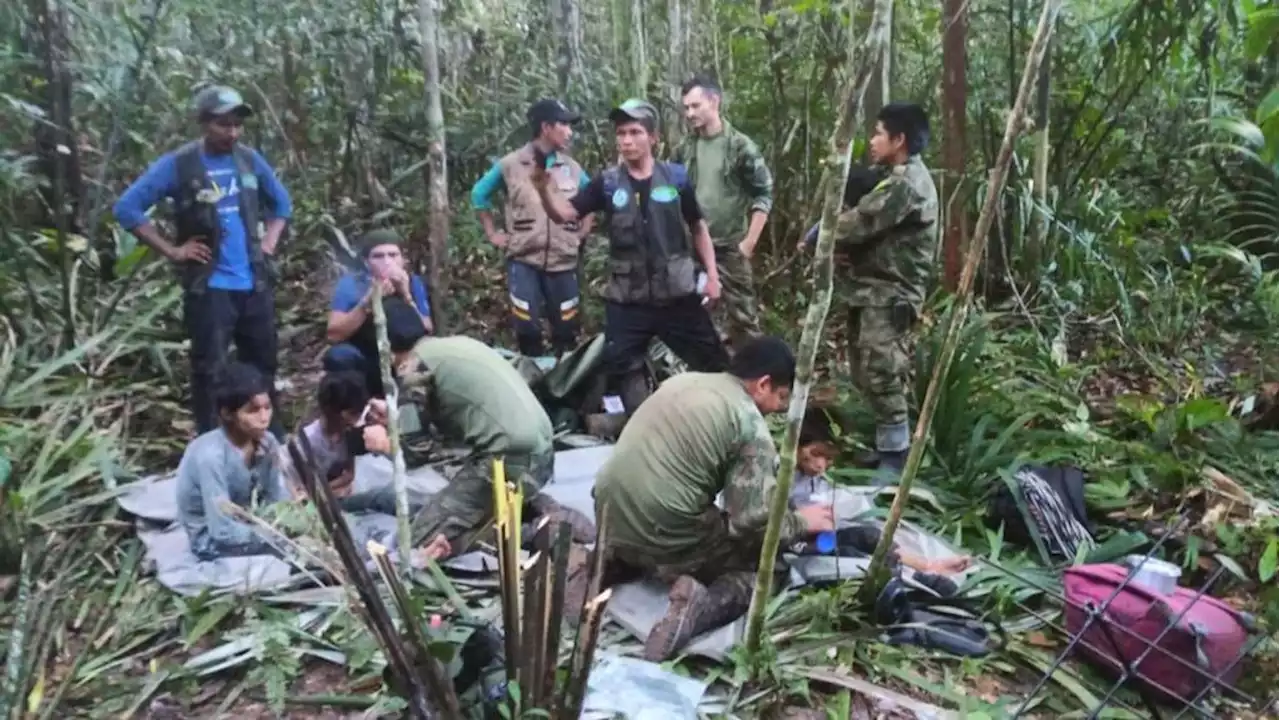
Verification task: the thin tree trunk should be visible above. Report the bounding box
[861,0,1064,601]
[665,0,685,151]
[419,0,450,330]
[630,0,647,94]
[1029,33,1053,264]
[940,0,968,290]
[742,0,895,663]
[370,284,413,575]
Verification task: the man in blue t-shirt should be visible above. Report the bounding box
[324,229,433,396]
[113,85,292,437]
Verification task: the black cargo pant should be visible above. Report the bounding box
[601,295,729,413]
[183,287,282,438]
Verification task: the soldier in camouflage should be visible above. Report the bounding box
[675,74,773,352]
[353,304,595,561]
[803,103,938,482]
[565,337,834,661]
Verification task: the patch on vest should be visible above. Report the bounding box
[611,188,629,209]
[651,185,678,203]
[241,173,258,190]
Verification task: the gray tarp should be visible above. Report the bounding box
[117,444,972,660]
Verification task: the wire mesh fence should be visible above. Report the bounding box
[995,515,1275,719]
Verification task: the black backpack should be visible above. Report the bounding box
[988,465,1096,564]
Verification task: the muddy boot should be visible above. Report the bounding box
[585,412,628,441]
[529,495,597,544]
[643,575,751,662]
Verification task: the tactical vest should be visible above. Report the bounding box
[601,163,698,305]
[172,140,268,294]
[498,144,584,273]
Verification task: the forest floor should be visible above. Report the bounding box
[8,243,1278,720]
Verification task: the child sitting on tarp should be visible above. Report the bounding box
[790,411,970,594]
[177,362,290,560]
[278,370,416,516]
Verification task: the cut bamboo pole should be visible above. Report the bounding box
[368,282,413,575]
[861,0,1065,602]
[557,588,613,720]
[743,0,895,662]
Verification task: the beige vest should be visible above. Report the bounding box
[498,144,584,273]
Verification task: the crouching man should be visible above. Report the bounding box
[355,304,594,561]
[584,336,834,661]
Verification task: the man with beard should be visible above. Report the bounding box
[675,74,773,352]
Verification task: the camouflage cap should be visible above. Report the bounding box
[193,85,253,120]
[360,228,404,256]
[608,98,659,130]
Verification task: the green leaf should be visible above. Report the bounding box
[1244,8,1279,60]
[1259,536,1278,583]
[1257,87,1279,129]
[185,601,236,648]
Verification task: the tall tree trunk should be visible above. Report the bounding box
[862,1,892,150]
[742,0,895,665]
[664,0,685,151]
[1029,33,1053,266]
[419,0,450,330]
[629,0,648,94]
[861,0,1064,602]
[31,0,82,350]
[940,0,969,290]
[554,0,582,96]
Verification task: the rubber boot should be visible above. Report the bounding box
[643,574,752,662]
[873,421,911,487]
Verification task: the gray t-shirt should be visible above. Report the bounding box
[177,428,288,560]
[789,472,833,510]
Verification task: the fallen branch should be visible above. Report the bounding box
[861,0,1065,601]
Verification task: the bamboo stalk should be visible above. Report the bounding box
[522,519,552,707]
[491,457,525,712]
[742,0,896,662]
[368,282,414,576]
[288,435,444,719]
[540,521,572,704]
[861,0,1064,602]
[557,588,613,720]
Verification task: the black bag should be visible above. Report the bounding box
[989,465,1095,563]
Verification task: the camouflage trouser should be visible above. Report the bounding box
[409,448,554,550]
[597,510,788,612]
[848,305,916,452]
[711,243,762,351]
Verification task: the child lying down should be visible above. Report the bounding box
[790,416,970,596]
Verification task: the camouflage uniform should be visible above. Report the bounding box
[673,122,773,351]
[834,155,938,456]
[588,372,801,659]
[391,336,559,551]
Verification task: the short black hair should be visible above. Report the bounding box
[799,411,836,449]
[215,362,271,415]
[729,336,796,388]
[680,73,722,98]
[877,102,930,155]
[386,301,427,353]
[317,371,369,418]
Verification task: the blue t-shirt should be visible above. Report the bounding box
[331,272,431,317]
[113,146,292,291]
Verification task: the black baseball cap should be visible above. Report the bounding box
[527,98,581,126]
[194,85,253,120]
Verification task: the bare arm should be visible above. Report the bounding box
[325,286,375,343]
[262,217,287,255]
[535,177,581,224]
[132,222,183,261]
[740,210,768,256]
